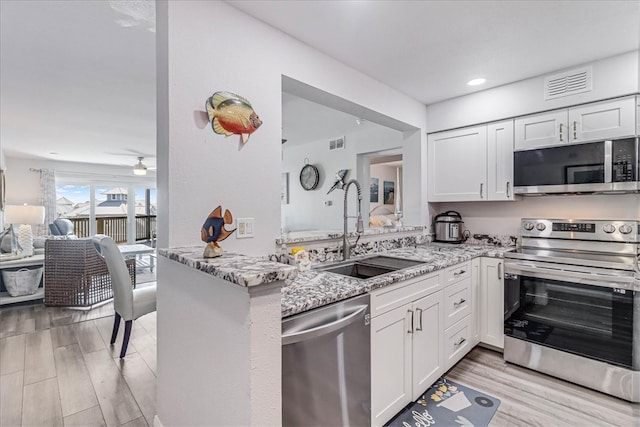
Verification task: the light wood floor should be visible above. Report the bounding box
[0,304,156,427]
[446,347,640,427]
[1,303,639,426]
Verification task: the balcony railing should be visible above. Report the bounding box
[67,215,156,244]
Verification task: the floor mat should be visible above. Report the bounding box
[386,378,501,427]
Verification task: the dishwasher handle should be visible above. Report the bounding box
[282,304,368,346]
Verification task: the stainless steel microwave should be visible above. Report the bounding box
[514,137,639,194]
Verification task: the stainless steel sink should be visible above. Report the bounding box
[315,255,425,279]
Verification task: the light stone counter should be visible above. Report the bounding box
[282,243,514,317]
[158,243,513,318]
[158,246,298,287]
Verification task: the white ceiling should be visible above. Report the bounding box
[1,1,639,167]
[234,0,640,105]
[0,0,156,170]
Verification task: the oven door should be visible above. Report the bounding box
[504,261,638,370]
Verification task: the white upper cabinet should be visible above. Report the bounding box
[569,96,636,143]
[515,96,636,150]
[428,125,487,201]
[514,110,568,150]
[487,120,515,201]
[428,120,515,202]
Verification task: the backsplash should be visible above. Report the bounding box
[268,233,518,265]
[269,233,429,264]
[466,234,518,247]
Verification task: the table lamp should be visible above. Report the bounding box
[4,204,45,257]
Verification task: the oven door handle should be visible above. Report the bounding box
[505,262,639,290]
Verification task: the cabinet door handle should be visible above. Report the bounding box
[573,121,577,140]
[453,269,466,277]
[480,183,484,198]
[453,298,466,307]
[498,262,503,280]
[506,181,511,198]
[559,123,564,142]
[454,337,466,347]
[407,309,414,334]
[415,308,423,331]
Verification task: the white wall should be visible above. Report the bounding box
[281,125,402,231]
[156,1,428,255]
[0,147,5,227]
[431,194,640,237]
[4,157,41,206]
[426,50,639,133]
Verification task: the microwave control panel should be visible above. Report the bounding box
[612,138,637,182]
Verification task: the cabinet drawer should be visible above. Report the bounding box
[444,315,472,370]
[370,273,440,318]
[444,277,471,329]
[441,261,470,286]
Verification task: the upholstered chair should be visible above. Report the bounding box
[92,234,157,358]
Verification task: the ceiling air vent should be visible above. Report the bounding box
[544,66,592,100]
[329,136,345,151]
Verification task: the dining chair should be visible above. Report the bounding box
[92,234,157,358]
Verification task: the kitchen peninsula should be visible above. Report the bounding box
[155,242,512,426]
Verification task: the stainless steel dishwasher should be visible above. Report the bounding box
[282,293,371,426]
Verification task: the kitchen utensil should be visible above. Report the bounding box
[434,210,465,243]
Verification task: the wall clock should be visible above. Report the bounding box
[299,162,320,191]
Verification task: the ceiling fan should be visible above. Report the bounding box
[132,157,156,176]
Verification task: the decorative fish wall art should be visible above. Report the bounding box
[327,169,349,194]
[201,205,237,258]
[205,91,263,144]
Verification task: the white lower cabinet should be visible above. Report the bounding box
[370,276,443,426]
[371,304,413,426]
[444,314,472,370]
[471,258,481,346]
[410,292,445,400]
[370,260,480,426]
[479,257,505,349]
[443,277,471,328]
[442,276,473,370]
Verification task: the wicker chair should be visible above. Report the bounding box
[44,238,136,308]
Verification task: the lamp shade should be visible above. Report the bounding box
[4,205,45,226]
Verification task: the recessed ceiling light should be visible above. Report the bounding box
[467,78,486,86]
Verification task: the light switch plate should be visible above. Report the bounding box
[236,218,254,239]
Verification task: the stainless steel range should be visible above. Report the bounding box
[503,218,640,402]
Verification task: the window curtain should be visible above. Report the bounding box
[38,168,56,236]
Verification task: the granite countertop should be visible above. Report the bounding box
[276,225,425,245]
[281,243,514,318]
[158,246,298,287]
[159,243,513,317]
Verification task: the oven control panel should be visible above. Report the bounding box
[521,219,639,242]
[552,222,595,233]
